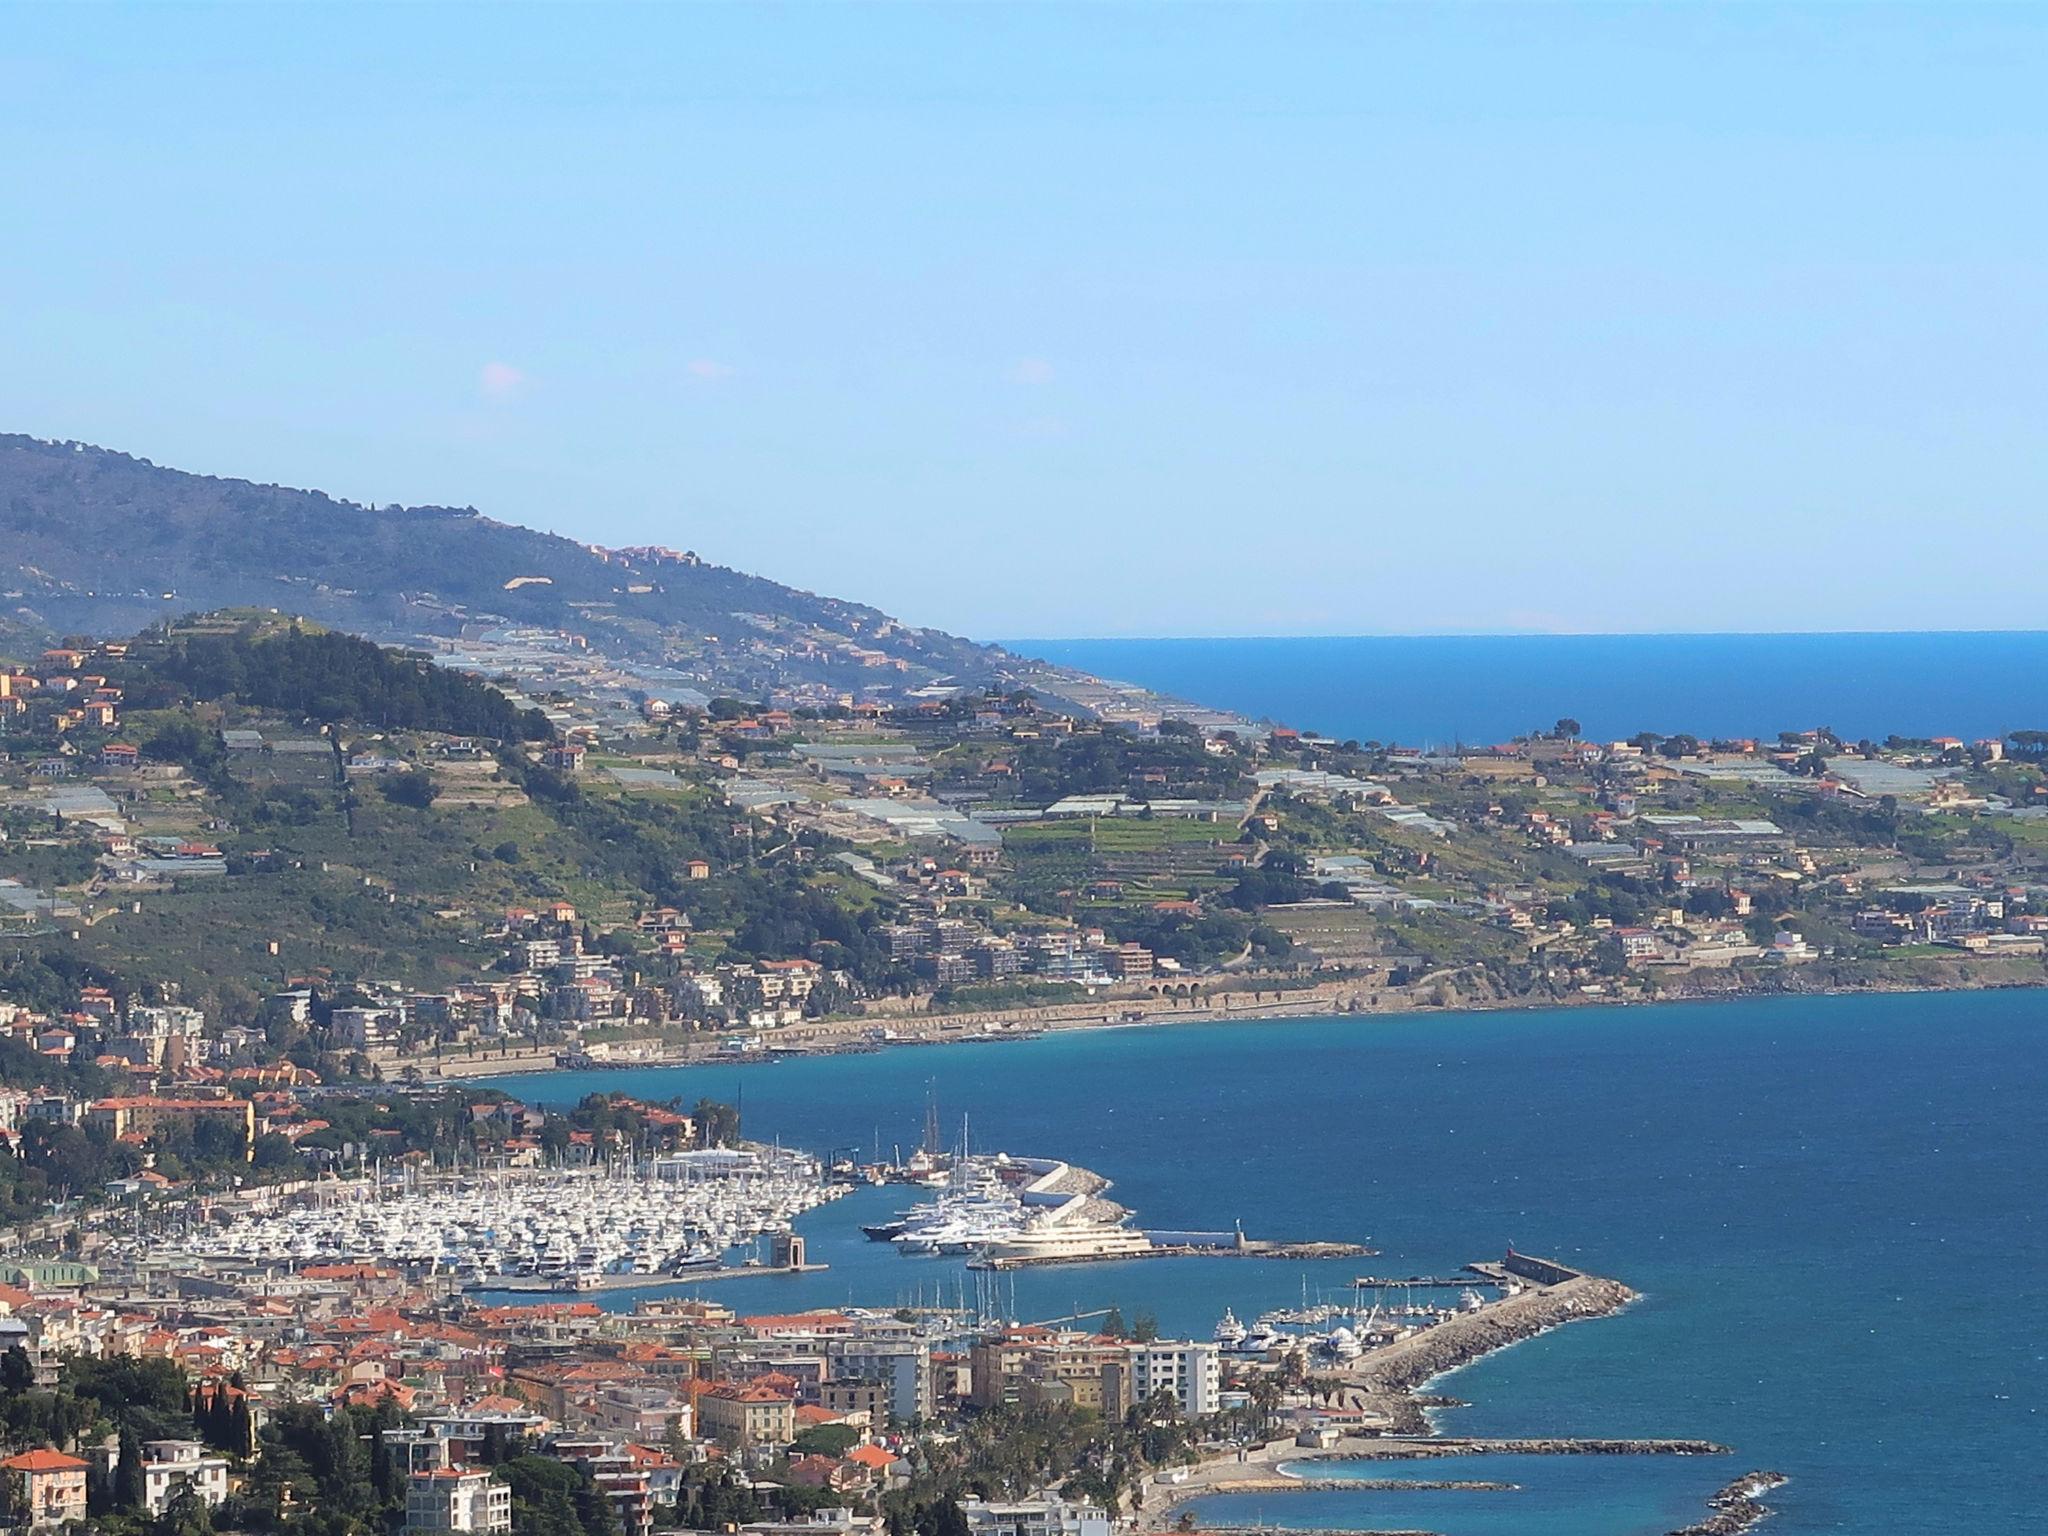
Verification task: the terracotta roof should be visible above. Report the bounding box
[2,1449,90,1472]
[702,1381,793,1404]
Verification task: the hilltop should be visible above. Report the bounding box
[0,433,1184,720]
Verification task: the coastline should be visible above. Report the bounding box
[410,967,2047,1083]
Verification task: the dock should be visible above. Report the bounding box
[973,1237,1371,1271]
[1351,1274,1505,1289]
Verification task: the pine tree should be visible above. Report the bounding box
[116,1427,146,1511]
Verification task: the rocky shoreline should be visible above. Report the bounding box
[1666,1472,1789,1536]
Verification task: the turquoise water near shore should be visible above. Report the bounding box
[1010,632,2048,746]
[476,990,2047,1534]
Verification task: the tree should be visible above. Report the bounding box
[2006,730,2048,763]
[790,1424,860,1459]
[381,772,439,809]
[1553,717,1581,740]
[116,1427,147,1511]
[0,1345,32,1395]
[151,1483,215,1536]
[691,1099,742,1147]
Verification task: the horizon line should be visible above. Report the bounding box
[1000,628,2048,645]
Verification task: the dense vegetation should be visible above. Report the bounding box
[126,625,553,740]
[883,1396,1200,1523]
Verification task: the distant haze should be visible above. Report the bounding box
[6,6,2048,637]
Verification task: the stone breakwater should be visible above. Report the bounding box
[1205,1476,1518,1493]
[1666,1472,1789,1536]
[1302,1439,1728,1462]
[1340,1263,1640,1432]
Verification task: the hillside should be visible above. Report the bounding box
[0,432,1009,695]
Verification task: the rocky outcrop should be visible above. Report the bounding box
[1667,1473,1788,1536]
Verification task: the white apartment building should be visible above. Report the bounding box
[1125,1340,1220,1417]
[406,1468,513,1535]
[141,1440,230,1515]
[959,1497,1111,1536]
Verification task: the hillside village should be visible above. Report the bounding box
[0,617,2040,1108]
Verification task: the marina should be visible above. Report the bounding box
[147,1145,838,1288]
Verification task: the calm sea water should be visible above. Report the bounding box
[1009,632,2048,747]
[477,991,2048,1535]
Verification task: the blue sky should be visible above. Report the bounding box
[3,4,2044,639]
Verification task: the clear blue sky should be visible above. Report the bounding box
[4,4,2044,640]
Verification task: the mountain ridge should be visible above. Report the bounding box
[0,431,1014,695]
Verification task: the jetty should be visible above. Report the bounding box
[1278,1438,1728,1462]
[1352,1273,1507,1289]
[1196,1475,1519,1493]
[976,1236,1371,1270]
[1338,1252,1639,1432]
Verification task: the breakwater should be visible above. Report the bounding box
[979,1237,1372,1270]
[1342,1257,1638,1430]
[1667,1472,1788,1536]
[1298,1439,1728,1462]
[1203,1476,1518,1493]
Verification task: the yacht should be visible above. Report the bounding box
[1227,1321,1289,1356]
[975,1222,1152,1264]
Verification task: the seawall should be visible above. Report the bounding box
[1347,1262,1638,1424]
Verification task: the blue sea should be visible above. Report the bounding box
[1009,632,2048,747]
[477,990,2048,1536]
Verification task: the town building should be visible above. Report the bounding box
[0,1449,89,1529]
[1108,1340,1220,1417]
[142,1440,231,1515]
[958,1497,1112,1536]
[696,1381,796,1450]
[405,1468,513,1535]
[84,1096,254,1156]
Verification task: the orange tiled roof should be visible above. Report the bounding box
[2,1449,90,1472]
